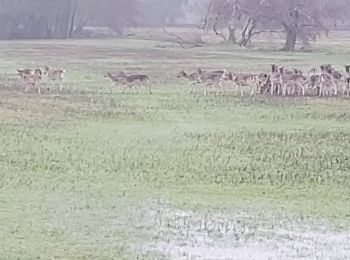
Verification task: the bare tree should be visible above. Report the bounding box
[201,0,350,51]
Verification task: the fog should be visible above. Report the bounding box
[0,0,349,51]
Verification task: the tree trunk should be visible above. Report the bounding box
[239,18,255,47]
[282,28,297,52]
[227,25,236,44]
[68,0,78,38]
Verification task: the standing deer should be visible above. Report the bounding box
[198,69,227,96]
[44,65,66,91]
[227,72,258,97]
[106,71,151,94]
[269,64,282,95]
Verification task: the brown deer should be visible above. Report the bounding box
[308,68,321,95]
[176,70,202,93]
[44,65,66,91]
[198,69,227,96]
[20,69,42,93]
[269,64,283,95]
[227,72,258,96]
[106,71,151,94]
[279,67,307,96]
[319,65,338,96]
[256,73,270,94]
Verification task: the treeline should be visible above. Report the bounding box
[0,0,187,39]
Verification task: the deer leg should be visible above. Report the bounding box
[270,83,274,95]
[282,84,286,96]
[122,84,128,93]
[146,82,152,94]
[251,83,256,97]
[301,84,305,96]
[37,82,41,94]
[334,82,338,96]
[59,80,63,92]
[24,83,29,93]
[203,83,208,96]
[234,83,238,96]
[239,84,244,97]
[216,81,222,96]
[134,84,140,94]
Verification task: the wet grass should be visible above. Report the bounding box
[0,35,350,259]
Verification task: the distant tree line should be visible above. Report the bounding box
[0,0,349,52]
[0,0,186,39]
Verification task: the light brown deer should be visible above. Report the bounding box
[176,70,202,93]
[44,65,66,91]
[319,65,338,96]
[20,69,42,93]
[279,67,307,96]
[227,72,258,96]
[198,69,227,96]
[106,72,151,94]
[269,64,282,95]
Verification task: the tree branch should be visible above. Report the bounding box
[161,27,202,48]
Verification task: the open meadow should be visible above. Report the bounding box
[0,32,350,259]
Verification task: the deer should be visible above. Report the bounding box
[269,64,283,95]
[256,73,270,94]
[44,65,66,91]
[197,69,227,96]
[344,65,350,97]
[319,65,338,97]
[176,70,201,93]
[307,68,322,95]
[20,69,42,93]
[279,67,307,96]
[106,71,151,94]
[227,72,259,96]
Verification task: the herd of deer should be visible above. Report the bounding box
[16,64,350,98]
[176,64,350,97]
[17,65,66,94]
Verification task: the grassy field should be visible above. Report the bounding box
[0,34,350,259]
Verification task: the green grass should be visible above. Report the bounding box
[0,35,350,259]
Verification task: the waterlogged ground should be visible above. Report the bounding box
[0,37,350,259]
[137,201,350,259]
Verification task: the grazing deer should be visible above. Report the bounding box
[44,65,66,91]
[106,71,151,94]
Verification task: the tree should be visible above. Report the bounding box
[201,0,350,51]
[77,0,140,35]
[138,0,187,26]
[0,0,140,39]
